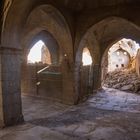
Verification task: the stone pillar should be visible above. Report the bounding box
[61,55,75,105]
[93,64,101,90]
[74,62,82,104]
[0,46,24,127]
[101,51,108,85]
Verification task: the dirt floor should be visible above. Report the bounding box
[0,88,140,140]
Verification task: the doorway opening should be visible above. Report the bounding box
[21,38,64,121]
[21,37,62,99]
[76,47,93,103]
[88,38,140,113]
[27,40,51,64]
[21,40,52,97]
[102,38,140,93]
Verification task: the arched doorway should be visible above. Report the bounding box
[75,25,100,104]
[102,38,140,93]
[90,17,140,112]
[80,47,93,101]
[75,17,140,113]
[21,33,63,101]
[75,45,95,104]
[1,2,74,124]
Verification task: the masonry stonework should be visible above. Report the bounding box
[1,0,140,127]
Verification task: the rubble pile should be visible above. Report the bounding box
[103,68,140,94]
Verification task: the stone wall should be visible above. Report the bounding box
[21,64,62,102]
[79,65,93,102]
[1,0,140,127]
[41,45,51,64]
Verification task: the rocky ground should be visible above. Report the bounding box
[0,89,140,140]
[103,68,140,94]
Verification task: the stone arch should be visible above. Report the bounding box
[101,38,140,84]
[101,37,124,84]
[75,30,100,104]
[75,16,140,102]
[20,5,74,104]
[91,16,140,87]
[21,5,73,61]
[0,3,75,127]
[23,30,61,65]
[96,17,140,56]
[2,3,73,61]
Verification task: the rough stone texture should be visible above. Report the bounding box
[22,96,69,121]
[0,47,24,126]
[41,45,51,64]
[121,85,133,91]
[1,0,140,127]
[136,49,140,77]
[88,88,140,113]
[105,38,139,76]
[21,64,62,102]
[0,88,140,140]
[104,68,140,93]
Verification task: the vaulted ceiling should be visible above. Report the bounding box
[54,0,140,11]
[1,0,140,47]
[3,0,140,12]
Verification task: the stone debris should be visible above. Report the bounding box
[103,68,140,94]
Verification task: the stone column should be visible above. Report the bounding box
[93,64,101,90]
[0,46,24,127]
[74,62,82,104]
[61,55,75,105]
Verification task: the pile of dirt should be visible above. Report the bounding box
[103,69,140,94]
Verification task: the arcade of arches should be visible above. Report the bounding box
[0,0,140,139]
